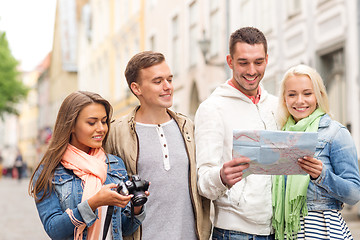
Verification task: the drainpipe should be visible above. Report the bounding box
[225,0,231,79]
[358,0,360,121]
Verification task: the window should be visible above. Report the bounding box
[172,15,180,75]
[317,0,330,6]
[239,0,252,27]
[287,0,301,17]
[122,0,129,22]
[132,0,140,15]
[114,0,122,31]
[134,38,140,53]
[115,52,122,100]
[209,2,220,57]
[258,0,272,32]
[149,35,156,50]
[82,4,92,41]
[103,1,110,37]
[147,0,158,10]
[102,52,110,98]
[189,1,198,67]
[209,0,219,11]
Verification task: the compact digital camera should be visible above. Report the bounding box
[117,175,149,206]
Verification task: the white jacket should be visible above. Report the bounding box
[195,81,278,235]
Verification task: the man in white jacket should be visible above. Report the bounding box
[195,27,278,239]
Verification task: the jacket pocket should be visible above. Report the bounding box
[311,139,333,200]
[314,139,327,158]
[228,176,272,224]
[52,173,74,203]
[107,167,127,185]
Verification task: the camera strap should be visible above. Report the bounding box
[102,204,135,240]
[130,203,135,223]
[102,205,114,240]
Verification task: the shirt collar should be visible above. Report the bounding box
[228,80,261,104]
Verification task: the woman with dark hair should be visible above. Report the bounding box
[29,91,146,240]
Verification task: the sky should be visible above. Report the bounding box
[0,0,57,71]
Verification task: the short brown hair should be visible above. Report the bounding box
[125,51,165,93]
[229,27,267,57]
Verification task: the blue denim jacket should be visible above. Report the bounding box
[307,114,360,210]
[34,154,145,240]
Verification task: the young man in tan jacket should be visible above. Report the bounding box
[106,51,211,240]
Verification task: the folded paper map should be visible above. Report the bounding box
[233,130,318,178]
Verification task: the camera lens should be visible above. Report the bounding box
[131,192,148,206]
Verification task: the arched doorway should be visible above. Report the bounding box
[189,81,200,120]
[320,49,347,127]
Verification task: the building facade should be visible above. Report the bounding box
[48,0,78,125]
[141,0,360,154]
[11,0,360,163]
[17,70,39,173]
[77,0,146,118]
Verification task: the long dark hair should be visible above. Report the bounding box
[29,91,113,202]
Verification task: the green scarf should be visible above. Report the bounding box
[272,108,325,240]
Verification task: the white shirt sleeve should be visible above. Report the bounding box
[195,103,228,200]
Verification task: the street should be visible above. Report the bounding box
[0,177,49,240]
[343,202,360,239]
[0,177,359,239]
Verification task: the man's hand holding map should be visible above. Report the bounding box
[232,130,318,178]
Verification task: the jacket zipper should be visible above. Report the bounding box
[256,104,267,129]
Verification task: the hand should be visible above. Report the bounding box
[133,187,150,215]
[220,157,250,187]
[298,156,323,179]
[88,183,132,211]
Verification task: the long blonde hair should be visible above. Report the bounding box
[277,64,330,127]
[29,91,113,202]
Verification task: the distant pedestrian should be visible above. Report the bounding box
[0,152,3,179]
[14,150,23,180]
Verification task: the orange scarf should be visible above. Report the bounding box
[61,144,107,240]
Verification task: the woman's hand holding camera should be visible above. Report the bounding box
[88,176,151,215]
[117,175,150,214]
[88,183,133,211]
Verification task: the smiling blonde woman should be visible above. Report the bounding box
[273,64,360,240]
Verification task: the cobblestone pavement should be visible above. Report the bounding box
[0,177,49,240]
[0,177,359,239]
[343,202,360,239]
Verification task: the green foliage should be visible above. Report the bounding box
[0,31,29,117]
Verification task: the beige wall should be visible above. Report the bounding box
[13,0,360,160]
[18,71,39,171]
[77,0,145,119]
[143,0,227,118]
[49,0,78,125]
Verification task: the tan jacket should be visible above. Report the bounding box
[105,106,211,240]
